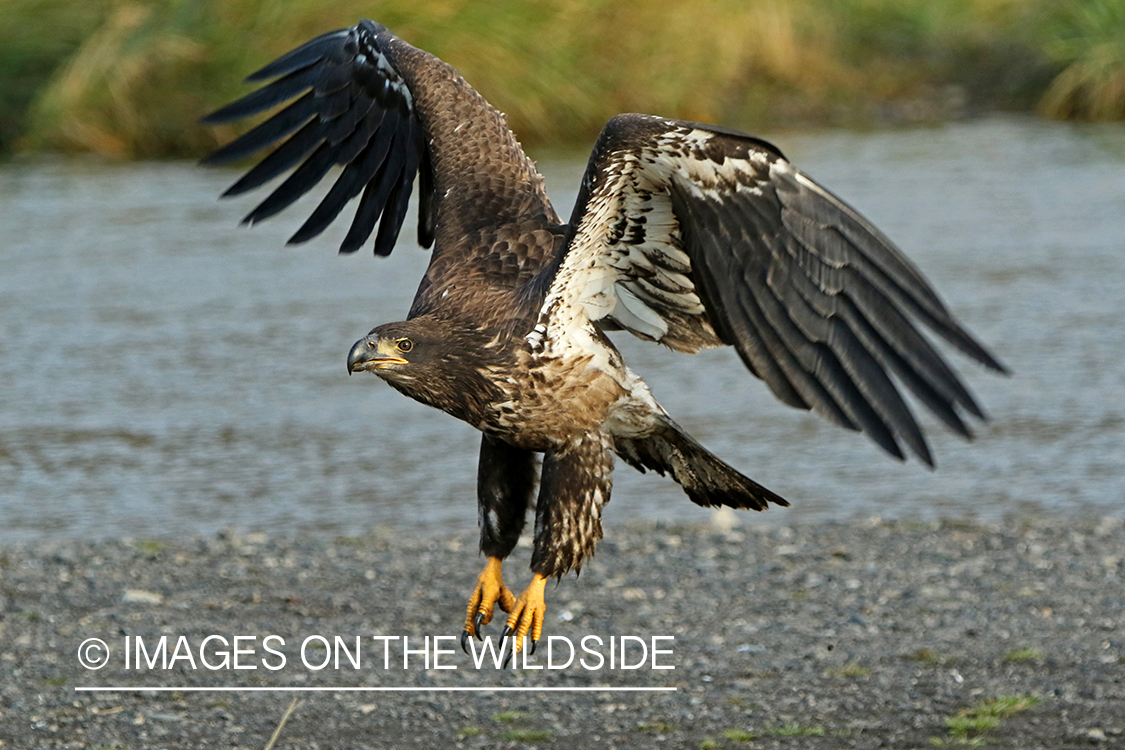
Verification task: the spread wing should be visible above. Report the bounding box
[202,20,559,306]
[538,114,1007,466]
[201,21,430,256]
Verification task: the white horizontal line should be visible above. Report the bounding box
[75,686,677,693]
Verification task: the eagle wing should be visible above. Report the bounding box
[536,114,1007,466]
[203,20,559,309]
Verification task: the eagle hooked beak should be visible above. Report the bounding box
[347,335,408,374]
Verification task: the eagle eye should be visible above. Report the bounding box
[396,338,413,353]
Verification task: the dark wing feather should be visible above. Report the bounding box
[374,118,425,257]
[243,30,354,83]
[201,66,327,125]
[201,21,429,254]
[202,92,318,165]
[539,114,1006,466]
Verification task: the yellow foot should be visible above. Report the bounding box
[501,574,548,664]
[461,557,516,652]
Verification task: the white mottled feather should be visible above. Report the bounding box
[530,121,776,360]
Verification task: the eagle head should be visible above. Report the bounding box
[346,316,503,421]
[347,320,443,379]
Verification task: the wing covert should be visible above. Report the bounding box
[539,114,1007,466]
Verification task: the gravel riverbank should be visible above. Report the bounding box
[2,513,1123,749]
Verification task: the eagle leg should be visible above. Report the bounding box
[501,573,548,663]
[497,434,613,664]
[463,436,539,653]
[461,556,516,651]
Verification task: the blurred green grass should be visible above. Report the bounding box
[0,0,116,154]
[2,0,1122,159]
[1040,0,1125,119]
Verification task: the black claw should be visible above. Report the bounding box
[500,627,516,668]
[460,629,471,655]
[474,612,485,640]
[529,637,538,657]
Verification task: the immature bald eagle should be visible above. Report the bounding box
[204,20,1006,657]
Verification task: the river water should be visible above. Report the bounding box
[2,118,1123,543]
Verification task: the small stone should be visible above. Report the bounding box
[122,589,163,604]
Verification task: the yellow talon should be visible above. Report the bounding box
[463,557,516,639]
[504,574,548,654]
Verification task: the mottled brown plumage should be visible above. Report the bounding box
[205,20,1005,654]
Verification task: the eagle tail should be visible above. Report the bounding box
[614,420,789,511]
